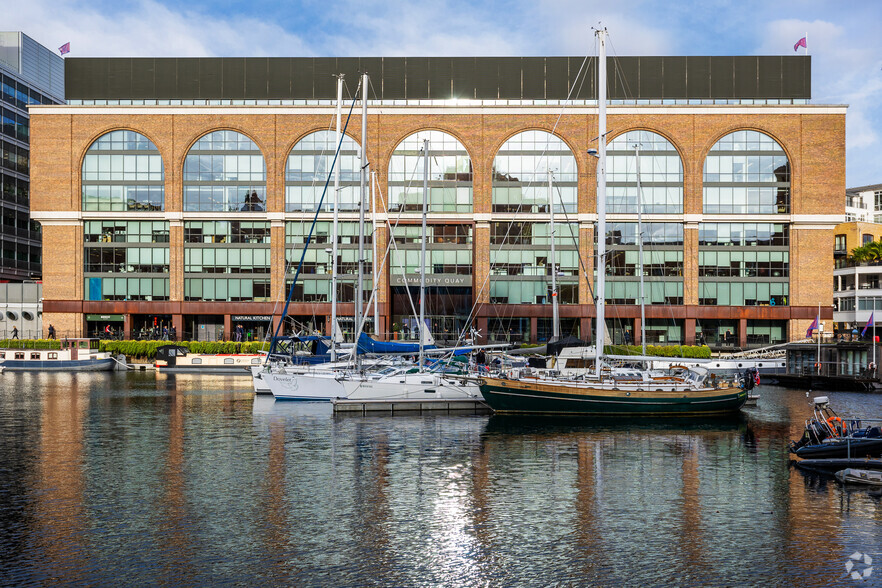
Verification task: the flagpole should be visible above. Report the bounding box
[873,312,877,380]
[805,32,808,55]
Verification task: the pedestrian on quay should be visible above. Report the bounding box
[162,325,169,340]
[48,324,56,340]
[11,325,18,339]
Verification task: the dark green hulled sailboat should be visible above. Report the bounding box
[477,29,746,417]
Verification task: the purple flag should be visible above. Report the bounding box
[59,42,70,55]
[805,315,819,338]
[861,312,875,337]
[793,37,806,52]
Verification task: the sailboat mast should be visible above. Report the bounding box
[635,143,646,357]
[595,28,608,377]
[419,139,429,371]
[356,72,368,370]
[549,170,559,341]
[330,74,343,361]
[371,169,380,336]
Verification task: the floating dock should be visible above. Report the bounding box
[332,397,490,414]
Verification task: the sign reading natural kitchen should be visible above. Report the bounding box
[231,316,273,322]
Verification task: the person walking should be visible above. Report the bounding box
[11,325,18,340]
[48,324,56,340]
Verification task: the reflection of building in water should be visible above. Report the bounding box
[34,374,88,582]
[575,440,601,576]
[260,420,295,579]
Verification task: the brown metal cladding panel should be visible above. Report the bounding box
[545,58,569,100]
[335,58,363,91]
[427,57,453,99]
[64,59,106,99]
[686,57,712,99]
[174,59,200,99]
[359,58,385,98]
[404,57,430,99]
[662,57,688,98]
[381,57,405,98]
[198,58,223,99]
[782,55,810,98]
[521,58,545,99]
[732,56,758,98]
[609,57,639,99]
[44,300,85,313]
[451,57,476,100]
[130,59,156,98]
[290,58,315,99]
[639,57,665,99]
[310,58,338,98]
[710,56,735,98]
[106,59,133,98]
[497,58,522,98]
[757,56,782,99]
[473,58,499,99]
[244,58,270,99]
[570,57,594,100]
[267,59,292,97]
[221,58,246,99]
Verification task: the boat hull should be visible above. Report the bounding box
[794,438,882,459]
[478,377,747,416]
[0,358,115,372]
[264,371,345,401]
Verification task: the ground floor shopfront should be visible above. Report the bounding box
[47,300,830,348]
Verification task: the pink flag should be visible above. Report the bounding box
[58,42,70,55]
[793,37,806,52]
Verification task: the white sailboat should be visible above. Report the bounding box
[333,138,484,407]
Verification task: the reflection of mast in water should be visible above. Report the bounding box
[34,376,89,582]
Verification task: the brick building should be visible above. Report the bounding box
[29,56,843,346]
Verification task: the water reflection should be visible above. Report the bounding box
[0,375,880,585]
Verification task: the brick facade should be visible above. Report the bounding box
[29,105,844,342]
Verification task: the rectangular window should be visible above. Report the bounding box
[834,234,846,252]
[863,234,874,245]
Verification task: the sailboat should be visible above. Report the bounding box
[477,29,747,416]
[333,138,483,407]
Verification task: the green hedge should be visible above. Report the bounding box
[603,344,711,359]
[0,338,62,349]
[99,340,271,360]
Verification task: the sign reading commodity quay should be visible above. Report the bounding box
[390,275,472,287]
[232,315,273,322]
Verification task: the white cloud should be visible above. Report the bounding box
[758,17,882,186]
[3,0,313,57]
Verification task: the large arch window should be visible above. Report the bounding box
[82,130,164,212]
[607,130,682,214]
[183,131,265,212]
[492,130,576,213]
[703,130,790,214]
[387,130,472,213]
[286,131,361,212]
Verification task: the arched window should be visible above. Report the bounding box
[607,130,682,214]
[387,130,472,213]
[703,130,790,214]
[286,130,361,212]
[183,131,265,212]
[492,130,576,213]
[82,130,164,211]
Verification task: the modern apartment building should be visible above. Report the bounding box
[29,56,843,345]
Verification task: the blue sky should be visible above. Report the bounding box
[5,0,882,187]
